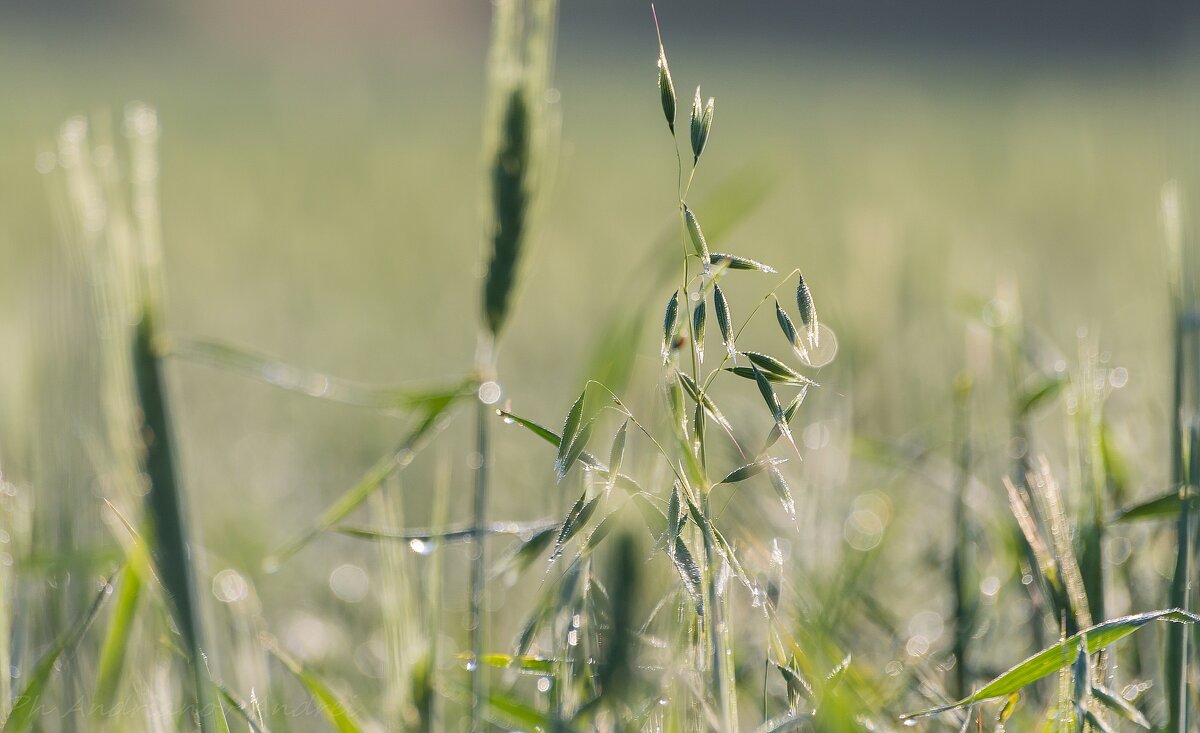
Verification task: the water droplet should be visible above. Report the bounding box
[537,677,551,693]
[213,568,249,603]
[567,630,579,647]
[980,576,1001,597]
[329,563,369,603]
[464,657,478,672]
[1109,366,1129,389]
[409,539,433,555]
[478,381,502,405]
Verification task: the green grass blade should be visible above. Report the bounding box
[335,520,558,545]
[263,636,366,733]
[901,609,1200,720]
[133,312,218,732]
[1018,373,1068,416]
[1091,684,1150,729]
[171,338,474,411]
[496,408,604,469]
[3,575,111,733]
[477,653,556,674]
[490,524,559,579]
[1112,487,1192,523]
[484,689,565,731]
[264,389,464,570]
[92,560,143,715]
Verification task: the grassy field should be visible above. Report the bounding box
[2,5,1200,731]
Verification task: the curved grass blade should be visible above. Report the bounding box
[901,609,1200,720]
[709,253,776,273]
[1112,486,1194,523]
[496,409,605,470]
[1091,683,1150,729]
[1018,373,1068,416]
[3,575,111,733]
[171,339,474,411]
[263,635,366,733]
[335,520,558,545]
[264,390,463,571]
[490,524,560,579]
[484,689,566,732]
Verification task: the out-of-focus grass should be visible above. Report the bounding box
[1,20,1196,730]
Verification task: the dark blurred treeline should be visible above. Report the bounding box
[2,0,1198,61]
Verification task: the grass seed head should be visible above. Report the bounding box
[796,273,818,348]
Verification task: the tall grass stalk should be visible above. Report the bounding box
[473,1,557,728]
[125,105,220,733]
[1163,180,1193,733]
[950,374,975,699]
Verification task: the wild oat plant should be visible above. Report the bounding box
[4,3,1200,733]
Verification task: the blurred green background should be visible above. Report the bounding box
[4,1,1200,728]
